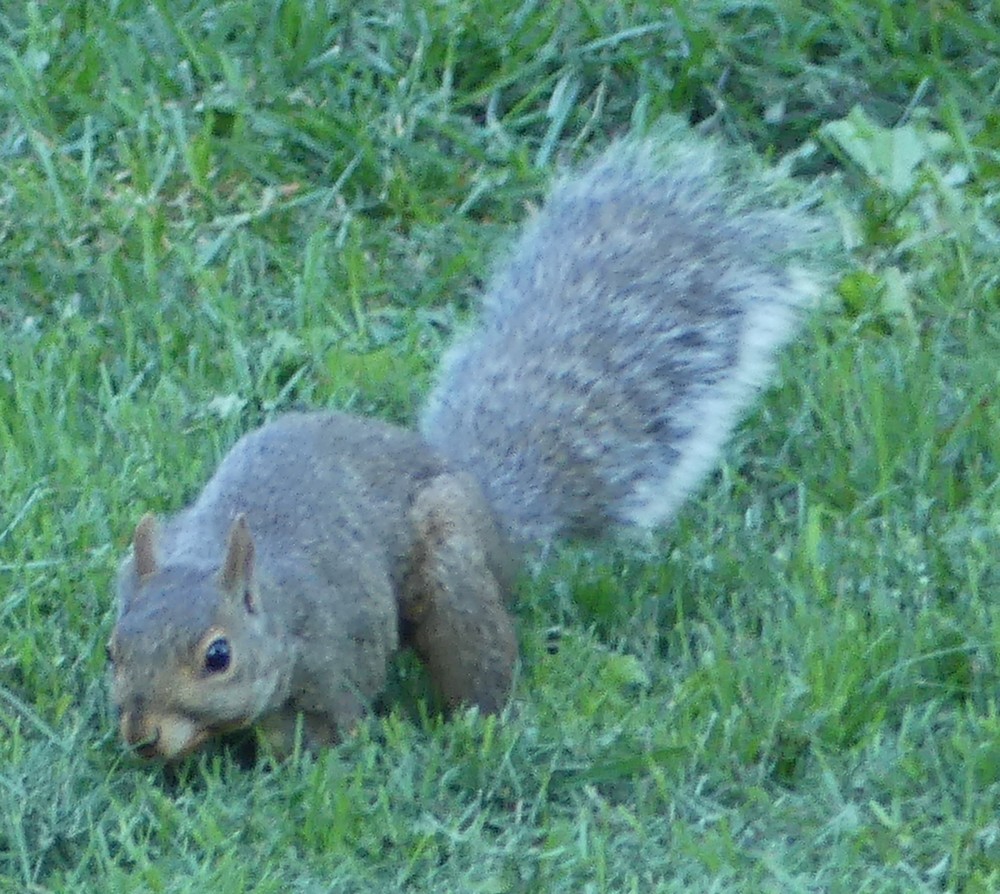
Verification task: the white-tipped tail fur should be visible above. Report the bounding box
[420,134,828,543]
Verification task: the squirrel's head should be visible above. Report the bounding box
[108,513,290,761]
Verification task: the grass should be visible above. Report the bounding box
[1,0,999,890]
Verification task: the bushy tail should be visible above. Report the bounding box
[419,130,830,544]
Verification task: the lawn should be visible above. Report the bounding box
[1,1,999,891]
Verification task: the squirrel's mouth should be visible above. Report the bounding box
[133,735,162,760]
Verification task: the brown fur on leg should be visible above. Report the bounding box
[402,473,518,714]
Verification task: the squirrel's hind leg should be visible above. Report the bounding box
[401,473,518,715]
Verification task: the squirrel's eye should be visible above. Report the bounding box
[203,637,231,674]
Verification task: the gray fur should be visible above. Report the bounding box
[420,139,825,542]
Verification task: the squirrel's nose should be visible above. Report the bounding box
[132,727,161,760]
[120,697,162,757]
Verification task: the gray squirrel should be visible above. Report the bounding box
[108,132,828,760]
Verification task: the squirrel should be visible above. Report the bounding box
[108,131,829,761]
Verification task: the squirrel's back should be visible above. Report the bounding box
[420,135,827,543]
[151,411,444,575]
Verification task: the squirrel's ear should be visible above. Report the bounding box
[220,513,256,594]
[133,513,159,578]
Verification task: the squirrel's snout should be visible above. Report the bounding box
[118,695,165,759]
[131,728,161,760]
[119,706,160,758]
